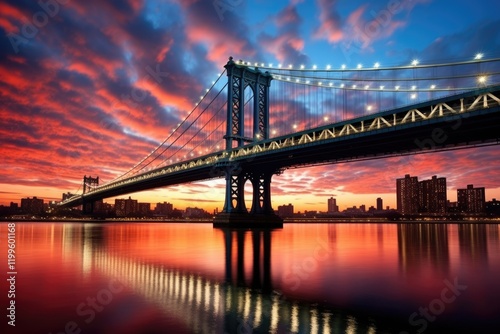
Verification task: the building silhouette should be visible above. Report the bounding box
[376,197,383,211]
[155,202,173,215]
[277,204,294,218]
[327,197,339,213]
[397,175,447,214]
[397,175,419,214]
[115,196,138,217]
[21,196,44,214]
[419,175,447,213]
[457,185,485,213]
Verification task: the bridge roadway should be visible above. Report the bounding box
[60,85,500,208]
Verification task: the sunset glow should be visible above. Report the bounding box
[1,1,500,212]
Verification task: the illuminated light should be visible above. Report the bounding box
[211,81,215,84]
[312,65,317,70]
[357,64,363,69]
[256,134,261,138]
[341,64,346,70]
[261,63,264,66]
[216,145,220,149]
[288,64,293,69]
[272,130,277,135]
[318,82,322,85]
[306,80,310,84]
[278,64,282,68]
[352,84,357,88]
[269,63,273,67]
[206,88,209,92]
[411,93,417,99]
[411,85,416,90]
[474,53,483,60]
[286,77,291,81]
[366,105,372,111]
[477,75,487,84]
[340,83,345,88]
[374,62,380,68]
[293,124,297,129]
[300,65,305,69]
[200,96,203,99]
[380,85,384,90]
[326,65,331,70]
[195,103,198,106]
[329,82,333,86]
[295,79,300,83]
[254,62,258,66]
[430,84,436,89]
[364,85,370,89]
[395,85,400,90]
[411,59,419,66]
[323,116,329,121]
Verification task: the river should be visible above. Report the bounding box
[1,222,499,333]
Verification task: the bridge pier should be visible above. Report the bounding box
[214,166,282,228]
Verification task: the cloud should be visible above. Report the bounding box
[313,0,343,43]
[258,2,309,65]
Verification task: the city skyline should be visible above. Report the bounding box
[1,1,500,212]
[4,174,497,216]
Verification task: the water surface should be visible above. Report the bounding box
[1,222,499,333]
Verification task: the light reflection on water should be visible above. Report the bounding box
[2,222,500,333]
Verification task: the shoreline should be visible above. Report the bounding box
[1,217,499,224]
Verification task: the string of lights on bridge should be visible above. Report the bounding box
[235,53,497,92]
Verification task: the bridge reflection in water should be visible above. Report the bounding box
[86,225,377,334]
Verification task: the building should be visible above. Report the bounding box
[184,207,208,218]
[327,197,339,213]
[457,185,485,213]
[138,203,151,216]
[115,197,138,217]
[486,199,500,215]
[20,196,44,214]
[418,175,447,214]
[155,202,173,216]
[277,204,294,218]
[376,198,383,211]
[396,174,419,214]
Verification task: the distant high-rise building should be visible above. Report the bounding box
[138,203,151,216]
[457,185,485,213]
[376,198,383,211]
[115,196,138,217]
[419,175,447,214]
[155,202,173,215]
[397,174,419,214]
[21,196,44,214]
[327,197,339,213]
[278,204,294,218]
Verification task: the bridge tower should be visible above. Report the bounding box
[215,57,282,227]
[82,175,99,214]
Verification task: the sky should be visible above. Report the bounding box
[1,0,500,212]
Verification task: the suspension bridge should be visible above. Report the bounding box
[59,55,500,226]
